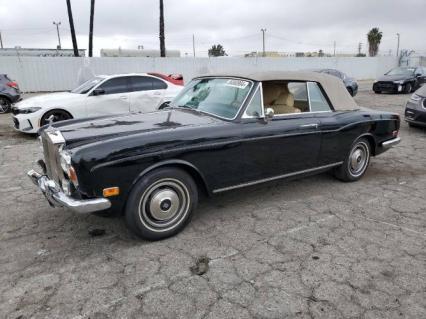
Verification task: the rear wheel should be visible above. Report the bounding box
[125,167,198,240]
[374,90,381,94]
[40,110,72,126]
[0,96,11,114]
[334,137,371,182]
[347,87,353,96]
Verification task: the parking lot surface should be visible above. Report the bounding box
[0,83,425,319]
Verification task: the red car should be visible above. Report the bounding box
[148,73,184,86]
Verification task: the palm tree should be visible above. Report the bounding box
[367,28,383,57]
[66,0,79,57]
[208,44,227,57]
[88,0,95,57]
[159,0,166,57]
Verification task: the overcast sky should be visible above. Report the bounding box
[0,0,425,57]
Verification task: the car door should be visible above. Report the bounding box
[240,81,322,183]
[85,76,130,117]
[128,76,167,112]
[309,81,356,165]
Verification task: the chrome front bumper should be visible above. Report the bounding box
[27,169,111,214]
[381,137,401,149]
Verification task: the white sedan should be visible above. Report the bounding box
[12,73,183,134]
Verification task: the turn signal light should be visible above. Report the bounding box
[392,130,398,137]
[68,166,78,186]
[103,187,120,197]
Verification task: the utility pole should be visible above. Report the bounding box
[53,21,61,49]
[396,33,400,57]
[0,31,3,49]
[333,41,336,56]
[192,34,195,57]
[358,42,363,56]
[261,28,266,57]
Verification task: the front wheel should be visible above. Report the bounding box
[334,138,371,182]
[404,83,412,94]
[125,167,198,240]
[0,97,11,114]
[40,109,72,126]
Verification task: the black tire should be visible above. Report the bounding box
[374,90,381,94]
[0,96,11,114]
[40,109,72,126]
[334,137,371,182]
[125,167,198,240]
[347,87,353,96]
[404,83,412,94]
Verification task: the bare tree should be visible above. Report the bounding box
[66,0,79,57]
[159,0,166,57]
[88,0,95,57]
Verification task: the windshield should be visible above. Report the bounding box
[71,77,104,94]
[170,78,252,119]
[386,67,415,76]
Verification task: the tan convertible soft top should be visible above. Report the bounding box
[198,71,359,111]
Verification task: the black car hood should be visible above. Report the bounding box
[51,108,222,148]
[377,74,413,82]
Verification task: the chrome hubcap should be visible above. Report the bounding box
[149,189,180,221]
[139,179,190,232]
[349,143,368,176]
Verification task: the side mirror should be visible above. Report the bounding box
[92,88,105,96]
[265,108,275,120]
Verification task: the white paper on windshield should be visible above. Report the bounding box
[225,79,249,89]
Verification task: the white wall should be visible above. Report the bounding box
[0,56,398,92]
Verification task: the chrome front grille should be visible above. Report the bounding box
[41,130,65,184]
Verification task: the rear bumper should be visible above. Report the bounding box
[380,137,401,149]
[28,169,111,214]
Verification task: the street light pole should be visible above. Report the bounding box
[261,28,266,57]
[396,33,400,57]
[53,21,61,49]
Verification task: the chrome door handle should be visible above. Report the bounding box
[300,123,318,128]
[153,91,162,96]
[120,96,128,100]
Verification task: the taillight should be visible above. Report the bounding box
[6,81,18,89]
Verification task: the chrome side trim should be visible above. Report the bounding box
[212,162,343,193]
[381,137,401,149]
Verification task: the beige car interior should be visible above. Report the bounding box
[262,81,308,114]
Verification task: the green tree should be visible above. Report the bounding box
[159,0,166,57]
[208,44,227,57]
[367,28,383,57]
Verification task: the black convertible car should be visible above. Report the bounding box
[28,71,401,240]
